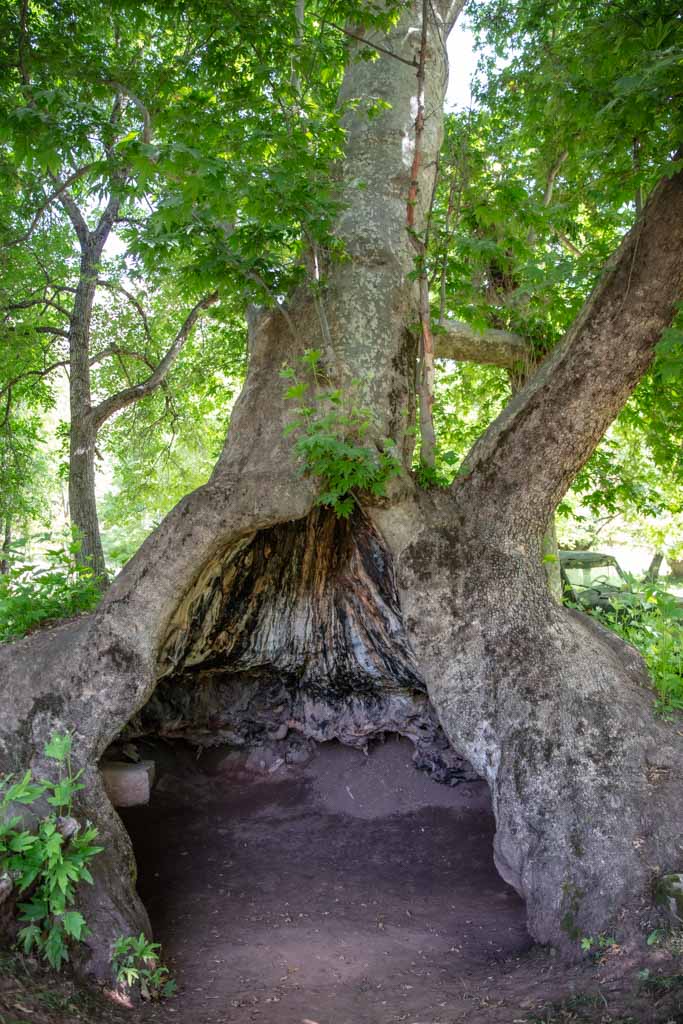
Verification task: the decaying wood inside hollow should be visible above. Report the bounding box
[125,508,476,785]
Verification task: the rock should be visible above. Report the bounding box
[656,873,683,923]
[268,723,289,741]
[56,815,80,839]
[286,742,314,766]
[0,873,12,905]
[101,760,156,808]
[244,746,279,773]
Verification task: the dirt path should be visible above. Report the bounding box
[121,738,534,1023]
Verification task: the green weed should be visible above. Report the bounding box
[111,933,176,1000]
[281,350,401,517]
[0,732,102,969]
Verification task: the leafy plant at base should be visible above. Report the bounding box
[111,933,176,1001]
[0,536,102,644]
[596,584,683,714]
[580,933,617,954]
[0,732,103,970]
[281,350,401,517]
[565,580,683,713]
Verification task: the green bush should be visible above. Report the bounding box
[0,732,103,970]
[0,538,102,643]
[589,585,683,713]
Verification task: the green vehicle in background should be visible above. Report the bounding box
[559,550,644,614]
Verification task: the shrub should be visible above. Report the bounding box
[0,732,103,970]
[588,584,683,713]
[0,537,102,643]
[111,933,176,1000]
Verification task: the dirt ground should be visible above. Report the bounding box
[2,736,683,1024]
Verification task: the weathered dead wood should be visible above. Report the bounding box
[434,319,529,369]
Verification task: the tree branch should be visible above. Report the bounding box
[50,172,90,247]
[91,292,219,428]
[96,279,152,345]
[457,160,683,540]
[556,231,583,258]
[34,325,69,337]
[0,358,69,401]
[324,22,418,67]
[1,164,97,250]
[92,190,122,251]
[527,150,568,246]
[103,81,152,144]
[435,320,529,369]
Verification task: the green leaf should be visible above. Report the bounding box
[18,923,41,954]
[8,831,37,853]
[44,733,72,764]
[62,910,87,940]
[44,923,69,970]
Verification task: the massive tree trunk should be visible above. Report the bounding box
[0,0,682,984]
[379,164,683,948]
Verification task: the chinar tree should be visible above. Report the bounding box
[0,0,682,981]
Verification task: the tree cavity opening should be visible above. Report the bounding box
[101,508,531,1016]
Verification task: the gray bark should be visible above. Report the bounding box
[0,516,11,575]
[0,0,682,985]
[376,159,683,952]
[541,516,562,603]
[435,319,528,369]
[67,247,107,579]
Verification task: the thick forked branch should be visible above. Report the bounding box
[51,175,90,248]
[459,161,683,537]
[435,319,528,368]
[91,291,219,428]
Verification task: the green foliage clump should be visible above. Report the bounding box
[282,350,401,517]
[0,538,102,643]
[584,585,683,714]
[111,933,176,1001]
[0,733,103,970]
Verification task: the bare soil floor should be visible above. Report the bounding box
[123,737,681,1024]
[2,737,682,1024]
[124,737,530,1024]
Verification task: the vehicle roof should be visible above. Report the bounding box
[558,550,618,565]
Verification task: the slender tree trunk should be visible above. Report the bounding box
[645,550,663,582]
[0,0,682,984]
[68,250,106,579]
[0,515,11,574]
